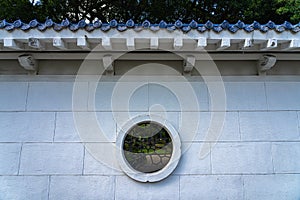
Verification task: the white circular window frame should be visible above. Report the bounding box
[116,115,181,182]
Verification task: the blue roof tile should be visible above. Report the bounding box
[0,19,299,33]
[45,19,53,27]
[142,20,151,28]
[29,19,39,28]
[189,20,198,29]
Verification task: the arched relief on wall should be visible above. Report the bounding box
[73,41,226,183]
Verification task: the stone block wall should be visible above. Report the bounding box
[0,77,299,199]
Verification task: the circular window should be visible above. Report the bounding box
[123,121,173,173]
[116,115,181,182]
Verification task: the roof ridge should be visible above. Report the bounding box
[0,18,299,33]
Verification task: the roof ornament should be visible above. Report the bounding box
[45,18,53,27]
[221,20,230,29]
[78,20,86,28]
[29,19,39,28]
[109,19,118,27]
[126,19,135,28]
[93,19,102,28]
[189,20,198,29]
[205,20,214,29]
[61,18,70,27]
[252,21,261,29]
[283,21,293,30]
[236,20,245,29]
[175,20,183,28]
[159,20,167,28]
[142,20,151,28]
[266,21,276,29]
[13,19,23,28]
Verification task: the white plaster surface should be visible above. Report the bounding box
[211,142,273,174]
[19,143,84,175]
[180,175,243,200]
[179,112,240,142]
[244,174,300,200]
[115,111,180,135]
[54,112,81,142]
[0,176,49,200]
[0,143,21,175]
[272,142,300,173]
[27,82,88,111]
[0,77,300,199]
[55,112,116,142]
[266,82,300,110]
[0,112,55,142]
[240,111,299,141]
[0,82,28,111]
[174,142,211,175]
[149,82,209,111]
[49,176,115,200]
[84,147,122,175]
[115,175,179,200]
[149,83,180,111]
[218,82,267,111]
[89,82,148,111]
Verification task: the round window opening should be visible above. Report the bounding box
[123,121,173,173]
[117,115,181,182]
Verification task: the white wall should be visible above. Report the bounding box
[0,76,299,200]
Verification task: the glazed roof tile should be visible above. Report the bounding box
[1,19,299,33]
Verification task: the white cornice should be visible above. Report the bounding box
[0,29,299,52]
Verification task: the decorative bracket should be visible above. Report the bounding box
[257,54,277,75]
[183,55,196,75]
[18,54,38,74]
[103,55,114,75]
